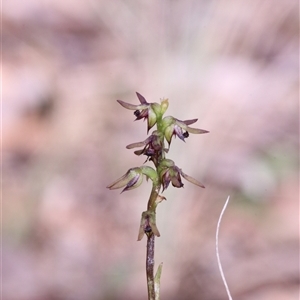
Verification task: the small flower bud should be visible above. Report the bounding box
[160,98,169,115]
[147,105,158,132]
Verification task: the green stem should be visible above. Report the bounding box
[147,185,159,212]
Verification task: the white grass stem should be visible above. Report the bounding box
[216,195,233,300]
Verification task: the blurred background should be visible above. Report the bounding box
[3,0,299,299]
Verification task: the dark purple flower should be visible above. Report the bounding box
[159,159,205,191]
[117,92,162,132]
[126,130,166,165]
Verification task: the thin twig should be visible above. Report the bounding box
[216,195,233,300]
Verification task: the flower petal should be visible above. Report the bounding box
[147,108,157,132]
[180,171,205,188]
[164,124,174,144]
[122,173,143,192]
[171,174,184,188]
[185,127,209,134]
[134,149,146,156]
[160,98,169,115]
[107,170,135,190]
[117,100,147,110]
[161,169,171,191]
[136,92,148,104]
[182,118,198,125]
[174,125,186,142]
[126,137,151,149]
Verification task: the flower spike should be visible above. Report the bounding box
[108,92,208,300]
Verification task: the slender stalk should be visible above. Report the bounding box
[146,233,155,300]
[143,120,165,300]
[145,184,161,299]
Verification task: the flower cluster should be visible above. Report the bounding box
[117,92,208,146]
[107,92,208,241]
[107,92,208,195]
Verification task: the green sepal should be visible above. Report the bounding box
[160,98,169,115]
[159,159,175,168]
[160,116,174,132]
[147,107,158,132]
[141,166,158,183]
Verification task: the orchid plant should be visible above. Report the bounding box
[107,93,208,300]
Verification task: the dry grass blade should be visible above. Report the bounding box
[216,196,233,300]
